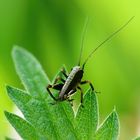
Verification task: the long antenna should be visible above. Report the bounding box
[82,16,134,69]
[78,17,89,66]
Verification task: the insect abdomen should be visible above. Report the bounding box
[59,66,83,99]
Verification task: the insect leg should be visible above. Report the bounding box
[52,66,68,84]
[52,83,64,90]
[53,76,65,84]
[62,89,76,100]
[46,84,58,101]
[67,98,74,106]
[61,67,68,78]
[77,86,83,104]
[67,89,76,96]
[47,83,63,96]
[64,89,76,104]
[80,80,94,91]
[53,67,67,84]
[68,99,74,102]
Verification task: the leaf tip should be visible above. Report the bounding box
[111,109,118,118]
[5,85,15,97]
[12,45,21,53]
[6,85,11,92]
[12,45,26,59]
[4,110,10,118]
[113,106,117,112]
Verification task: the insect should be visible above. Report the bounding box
[47,17,134,105]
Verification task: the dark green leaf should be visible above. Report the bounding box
[6,85,77,140]
[75,89,98,140]
[5,111,39,140]
[6,46,122,140]
[94,110,119,140]
[6,85,58,139]
[11,47,77,139]
[12,46,49,98]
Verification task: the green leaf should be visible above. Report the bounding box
[12,46,49,98]
[9,46,77,140]
[6,85,59,139]
[4,111,39,140]
[94,110,119,140]
[6,85,77,140]
[49,103,77,140]
[75,89,98,140]
[5,46,122,140]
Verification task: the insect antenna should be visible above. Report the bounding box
[82,16,134,69]
[78,17,89,66]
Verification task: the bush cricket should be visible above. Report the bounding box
[47,17,134,105]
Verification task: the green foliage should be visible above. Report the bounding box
[94,110,119,140]
[75,89,98,140]
[4,47,139,140]
[4,111,39,140]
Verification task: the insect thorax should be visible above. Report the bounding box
[59,66,83,99]
[67,66,83,84]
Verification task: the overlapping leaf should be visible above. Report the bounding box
[94,110,119,140]
[75,89,98,140]
[6,47,77,140]
[12,46,49,98]
[6,86,56,139]
[5,111,39,140]
[5,47,121,140]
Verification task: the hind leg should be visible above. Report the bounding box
[77,86,84,105]
[46,83,64,101]
[80,80,94,90]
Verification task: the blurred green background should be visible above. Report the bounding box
[0,0,140,139]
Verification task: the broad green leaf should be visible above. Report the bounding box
[75,89,98,140]
[6,85,58,139]
[7,46,122,140]
[6,85,77,140]
[49,103,77,140]
[12,47,77,139]
[4,111,39,140]
[12,46,49,98]
[94,110,119,140]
